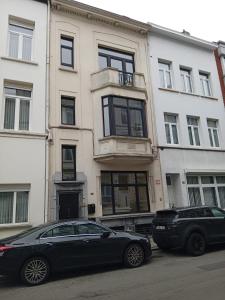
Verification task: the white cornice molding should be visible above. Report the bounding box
[51,0,149,34]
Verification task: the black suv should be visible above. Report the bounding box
[152,206,225,256]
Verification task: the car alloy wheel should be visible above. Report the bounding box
[124,244,145,268]
[186,232,206,256]
[21,257,49,285]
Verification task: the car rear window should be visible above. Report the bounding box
[178,210,197,218]
[156,210,178,219]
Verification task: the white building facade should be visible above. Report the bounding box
[148,25,225,209]
[0,0,48,238]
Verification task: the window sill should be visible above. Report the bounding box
[58,66,78,73]
[0,130,47,139]
[159,88,218,100]
[99,136,151,142]
[0,223,31,229]
[158,145,225,152]
[1,56,38,66]
[58,125,79,129]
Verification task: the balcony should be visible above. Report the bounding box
[91,68,146,92]
[94,136,153,165]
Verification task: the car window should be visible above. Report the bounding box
[178,210,197,218]
[211,208,225,217]
[77,224,108,235]
[42,224,75,238]
[196,208,213,218]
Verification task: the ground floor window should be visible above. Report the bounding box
[101,171,150,215]
[0,191,29,224]
[187,175,225,208]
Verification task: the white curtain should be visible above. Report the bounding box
[9,32,19,58]
[0,192,13,224]
[4,98,15,129]
[19,100,30,130]
[16,192,28,223]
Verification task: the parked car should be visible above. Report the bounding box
[152,206,225,256]
[0,220,151,285]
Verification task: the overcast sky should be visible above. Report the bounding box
[77,0,224,42]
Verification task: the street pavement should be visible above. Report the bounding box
[1,245,225,300]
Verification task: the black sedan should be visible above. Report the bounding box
[0,220,151,285]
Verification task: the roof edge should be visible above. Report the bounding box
[148,22,217,50]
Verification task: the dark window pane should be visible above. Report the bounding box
[4,98,15,129]
[216,176,225,184]
[113,173,135,185]
[126,62,134,73]
[136,173,147,184]
[114,186,137,214]
[98,47,133,60]
[218,187,225,209]
[111,59,123,71]
[203,187,217,206]
[114,107,128,135]
[16,89,31,97]
[188,188,201,206]
[211,208,225,217]
[187,176,199,185]
[61,97,75,125]
[0,192,14,224]
[113,97,127,107]
[19,100,30,130]
[138,186,149,211]
[102,186,113,215]
[130,109,144,137]
[201,176,214,184]
[62,146,76,180]
[99,55,108,69]
[61,47,73,66]
[61,38,73,47]
[129,100,143,109]
[103,106,110,136]
[101,172,111,184]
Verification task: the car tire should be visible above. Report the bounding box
[186,232,206,256]
[20,256,50,286]
[124,243,145,268]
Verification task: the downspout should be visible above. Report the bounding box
[44,0,51,223]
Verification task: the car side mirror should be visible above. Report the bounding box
[101,231,111,239]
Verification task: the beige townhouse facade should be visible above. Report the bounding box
[48,0,164,232]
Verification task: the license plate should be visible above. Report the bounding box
[156,225,166,230]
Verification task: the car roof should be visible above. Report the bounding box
[157,206,217,213]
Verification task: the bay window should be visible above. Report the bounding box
[102,96,147,138]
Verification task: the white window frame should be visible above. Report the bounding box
[187,175,225,208]
[207,119,219,148]
[0,190,29,226]
[164,114,179,145]
[158,61,173,89]
[199,72,212,96]
[3,87,32,131]
[8,21,33,61]
[187,116,200,146]
[180,68,193,93]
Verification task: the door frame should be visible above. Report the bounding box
[57,191,80,221]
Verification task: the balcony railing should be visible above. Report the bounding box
[119,72,134,86]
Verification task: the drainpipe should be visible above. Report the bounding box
[44,0,51,223]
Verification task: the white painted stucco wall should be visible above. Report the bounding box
[0,0,48,238]
[148,32,225,208]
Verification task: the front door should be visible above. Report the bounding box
[59,192,79,220]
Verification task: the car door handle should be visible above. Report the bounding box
[46,242,53,246]
[83,239,90,243]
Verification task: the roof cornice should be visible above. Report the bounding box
[148,23,217,50]
[51,0,149,34]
